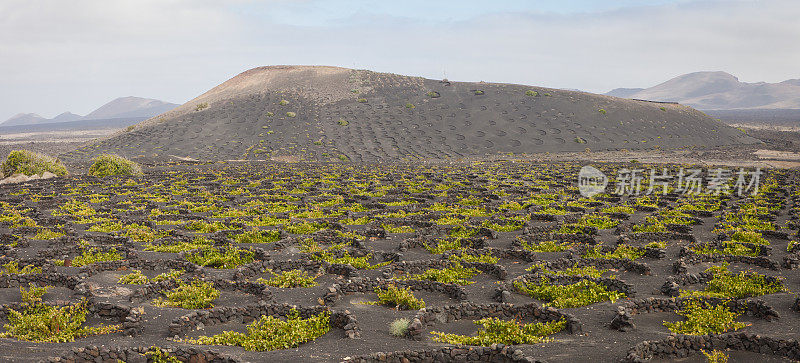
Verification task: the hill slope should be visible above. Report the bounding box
[607,71,800,110]
[62,66,757,163]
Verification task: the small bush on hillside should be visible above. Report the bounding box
[186,246,254,269]
[286,112,297,118]
[663,300,749,335]
[702,350,729,363]
[184,309,330,351]
[431,317,565,346]
[410,262,479,285]
[679,263,786,299]
[72,248,123,267]
[195,102,208,111]
[372,284,426,310]
[1,150,67,177]
[0,261,42,275]
[231,229,282,244]
[0,285,119,342]
[389,318,410,336]
[257,269,319,288]
[514,278,625,308]
[153,280,220,309]
[525,90,539,97]
[88,154,142,177]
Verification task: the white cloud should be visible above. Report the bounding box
[0,0,798,121]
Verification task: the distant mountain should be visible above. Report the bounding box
[51,112,82,123]
[606,71,800,110]
[83,96,178,120]
[2,113,47,126]
[2,96,178,126]
[606,88,645,98]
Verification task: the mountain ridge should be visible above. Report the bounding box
[1,96,179,126]
[606,71,800,110]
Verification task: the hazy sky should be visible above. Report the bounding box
[1,0,799,121]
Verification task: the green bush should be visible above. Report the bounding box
[1,150,67,177]
[692,242,760,257]
[88,154,142,177]
[153,280,220,309]
[145,237,212,253]
[525,90,539,97]
[232,229,282,244]
[528,263,608,278]
[389,318,410,336]
[449,253,498,264]
[0,261,42,275]
[186,247,254,269]
[117,270,149,284]
[0,285,119,342]
[663,300,749,335]
[118,269,183,285]
[372,284,425,310]
[72,248,123,267]
[680,263,785,299]
[583,244,645,260]
[514,277,625,308]
[431,317,565,346]
[185,309,329,351]
[519,239,573,252]
[702,350,728,363]
[195,103,208,111]
[257,269,318,288]
[410,262,479,285]
[144,347,181,363]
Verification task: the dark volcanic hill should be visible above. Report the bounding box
[61,66,757,164]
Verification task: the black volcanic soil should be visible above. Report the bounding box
[58,66,757,165]
[0,161,798,362]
